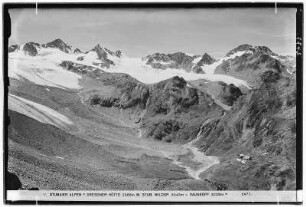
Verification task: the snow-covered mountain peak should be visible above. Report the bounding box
[225,44,278,58]
[225,44,254,57]
[42,38,73,53]
[197,53,216,65]
[254,46,277,56]
[91,44,103,51]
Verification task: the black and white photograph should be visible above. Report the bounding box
[3,2,303,204]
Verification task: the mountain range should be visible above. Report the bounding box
[7,38,296,191]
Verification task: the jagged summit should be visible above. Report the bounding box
[50,38,65,44]
[226,44,277,57]
[89,44,108,60]
[88,44,122,58]
[156,76,187,88]
[73,48,82,54]
[254,46,277,56]
[23,42,40,56]
[197,53,216,65]
[225,44,253,57]
[92,44,103,50]
[42,38,72,53]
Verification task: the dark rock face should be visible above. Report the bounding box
[147,119,182,142]
[115,50,122,58]
[74,48,82,54]
[104,48,122,58]
[88,73,149,111]
[192,65,205,74]
[261,70,281,83]
[77,56,84,61]
[8,45,20,53]
[42,38,72,53]
[191,53,216,74]
[218,82,243,106]
[144,52,215,73]
[146,53,172,64]
[60,60,104,75]
[225,44,277,58]
[225,44,254,57]
[6,171,22,190]
[87,44,116,68]
[255,46,277,56]
[168,52,194,67]
[145,52,200,72]
[92,44,108,60]
[197,53,216,65]
[142,76,223,143]
[215,46,288,87]
[23,42,39,56]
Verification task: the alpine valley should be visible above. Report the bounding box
[7,39,296,190]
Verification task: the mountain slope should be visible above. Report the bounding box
[7,39,296,191]
[215,44,295,87]
[193,72,296,190]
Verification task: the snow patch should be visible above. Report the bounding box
[9,47,250,89]
[9,50,83,90]
[192,56,202,64]
[152,60,174,65]
[105,56,250,88]
[8,93,73,128]
[223,50,253,61]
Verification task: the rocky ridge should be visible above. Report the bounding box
[143,52,216,74]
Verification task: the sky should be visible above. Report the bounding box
[9,8,296,58]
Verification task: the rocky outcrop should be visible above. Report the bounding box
[104,47,122,58]
[168,52,195,69]
[225,44,277,57]
[115,50,122,58]
[191,65,204,74]
[195,73,296,190]
[188,80,243,108]
[91,44,108,60]
[144,52,212,74]
[197,53,216,65]
[225,44,254,57]
[144,52,217,74]
[59,60,104,75]
[83,44,116,68]
[42,38,72,53]
[23,42,40,56]
[73,48,82,54]
[8,45,20,53]
[215,46,290,87]
[82,72,223,143]
[142,76,223,143]
[89,82,149,110]
[218,82,243,106]
[191,53,216,74]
